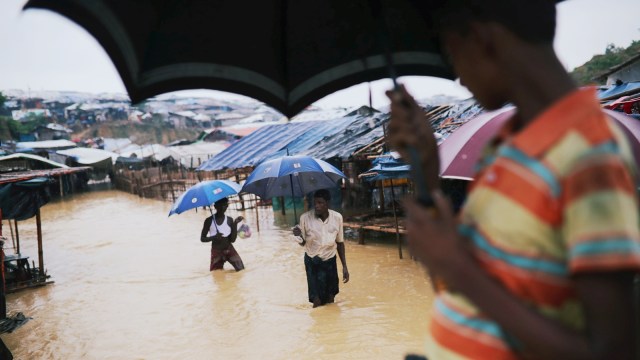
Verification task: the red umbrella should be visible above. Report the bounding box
[606,110,640,167]
[438,107,515,180]
[438,108,640,180]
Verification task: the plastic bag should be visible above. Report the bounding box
[238,223,252,239]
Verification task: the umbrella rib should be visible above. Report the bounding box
[288,52,446,107]
[139,63,286,101]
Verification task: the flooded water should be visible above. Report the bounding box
[1,187,435,359]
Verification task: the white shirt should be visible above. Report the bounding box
[299,209,344,261]
[208,216,231,237]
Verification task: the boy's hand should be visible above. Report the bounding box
[234,216,244,224]
[385,85,440,193]
[403,190,468,284]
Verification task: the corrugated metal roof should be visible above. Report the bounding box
[0,153,69,169]
[301,114,389,160]
[197,118,355,171]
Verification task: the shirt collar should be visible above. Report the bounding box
[508,87,602,157]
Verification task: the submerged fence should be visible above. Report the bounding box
[111,164,264,211]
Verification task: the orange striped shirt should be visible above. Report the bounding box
[427,88,640,359]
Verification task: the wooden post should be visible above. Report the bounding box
[235,170,245,210]
[358,227,365,245]
[14,219,20,254]
[254,196,260,233]
[389,179,403,259]
[59,175,64,197]
[379,181,385,213]
[0,209,6,319]
[36,209,44,278]
[8,220,16,251]
[168,171,175,202]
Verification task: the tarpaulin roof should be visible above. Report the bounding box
[102,138,132,152]
[55,147,119,165]
[598,82,640,100]
[197,118,355,171]
[0,153,69,169]
[0,177,51,220]
[118,144,172,161]
[16,139,77,150]
[360,153,410,182]
[167,141,230,168]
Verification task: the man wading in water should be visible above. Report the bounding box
[293,189,349,308]
[200,197,245,271]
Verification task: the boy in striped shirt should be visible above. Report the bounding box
[388,0,640,358]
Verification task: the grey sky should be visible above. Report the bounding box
[1,0,639,110]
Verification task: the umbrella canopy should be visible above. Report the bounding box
[168,180,241,216]
[438,107,515,180]
[242,156,345,199]
[437,108,640,180]
[24,0,453,118]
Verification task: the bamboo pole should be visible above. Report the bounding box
[379,181,385,213]
[8,220,16,251]
[36,209,44,278]
[168,171,175,202]
[254,195,260,233]
[389,179,403,259]
[14,220,20,254]
[59,175,64,197]
[0,210,5,319]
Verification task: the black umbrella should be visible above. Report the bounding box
[24,0,453,118]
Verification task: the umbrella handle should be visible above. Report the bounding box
[408,147,434,207]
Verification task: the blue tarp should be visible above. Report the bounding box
[0,177,51,220]
[197,118,355,171]
[597,82,640,100]
[361,153,410,181]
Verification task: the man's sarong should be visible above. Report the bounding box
[210,244,244,271]
[304,254,339,304]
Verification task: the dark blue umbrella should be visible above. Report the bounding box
[168,180,241,216]
[241,156,346,220]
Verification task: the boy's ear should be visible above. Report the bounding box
[468,21,499,60]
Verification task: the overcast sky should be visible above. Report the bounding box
[1,0,639,110]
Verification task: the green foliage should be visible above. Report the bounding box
[16,115,49,134]
[0,116,15,141]
[570,40,640,86]
[0,92,6,109]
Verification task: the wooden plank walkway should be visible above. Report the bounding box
[343,221,405,246]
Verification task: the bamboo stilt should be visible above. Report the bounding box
[389,179,402,259]
[254,196,260,233]
[36,209,44,278]
[8,220,15,251]
[14,220,20,254]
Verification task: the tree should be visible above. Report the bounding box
[570,39,640,86]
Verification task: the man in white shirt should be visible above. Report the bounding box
[293,189,349,308]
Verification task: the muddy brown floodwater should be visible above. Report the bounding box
[1,187,434,359]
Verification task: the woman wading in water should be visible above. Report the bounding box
[200,197,245,271]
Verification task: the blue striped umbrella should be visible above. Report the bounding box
[241,156,345,199]
[241,155,345,220]
[168,180,241,216]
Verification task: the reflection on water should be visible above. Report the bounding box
[1,188,434,359]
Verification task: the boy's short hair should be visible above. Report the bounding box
[314,189,331,202]
[428,0,558,44]
[214,197,229,206]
